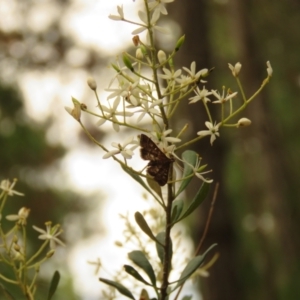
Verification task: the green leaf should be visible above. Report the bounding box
[135,212,161,244]
[121,165,155,196]
[0,284,15,300]
[171,199,184,223]
[124,265,151,285]
[47,270,60,300]
[172,244,217,289]
[146,176,163,199]
[99,278,135,299]
[176,151,198,197]
[181,296,193,300]
[155,232,173,267]
[176,182,209,222]
[128,250,156,286]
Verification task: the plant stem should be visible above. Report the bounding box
[160,179,174,299]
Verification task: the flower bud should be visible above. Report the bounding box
[228,62,242,77]
[266,61,273,77]
[237,118,252,127]
[175,35,185,51]
[136,48,143,60]
[157,50,167,64]
[122,53,134,72]
[87,77,97,90]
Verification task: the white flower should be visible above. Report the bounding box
[103,137,139,159]
[150,129,181,154]
[6,207,30,225]
[266,61,273,77]
[228,62,242,77]
[106,78,140,106]
[183,156,213,183]
[197,121,220,145]
[211,88,237,104]
[96,98,133,132]
[189,86,212,104]
[175,74,193,92]
[136,99,162,123]
[182,62,208,81]
[33,222,65,249]
[0,179,24,196]
[132,10,168,35]
[148,0,174,16]
[158,68,182,81]
[108,5,124,20]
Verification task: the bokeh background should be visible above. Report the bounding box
[1,0,300,299]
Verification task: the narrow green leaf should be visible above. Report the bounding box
[155,232,173,267]
[176,151,198,197]
[177,182,209,222]
[124,265,151,285]
[121,165,155,196]
[134,212,158,243]
[171,199,184,223]
[172,244,217,289]
[128,251,156,286]
[99,278,135,299]
[146,176,163,199]
[47,270,60,300]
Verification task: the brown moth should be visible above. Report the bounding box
[140,134,174,186]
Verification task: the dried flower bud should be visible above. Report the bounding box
[228,62,242,77]
[132,35,140,46]
[237,118,252,127]
[157,50,167,64]
[136,48,143,60]
[65,97,82,122]
[87,77,97,90]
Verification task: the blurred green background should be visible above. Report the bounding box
[1,0,300,299]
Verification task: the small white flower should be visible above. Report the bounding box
[132,10,168,35]
[197,121,220,145]
[103,137,139,159]
[96,98,133,132]
[228,62,242,77]
[6,207,30,225]
[266,61,273,77]
[158,68,182,81]
[211,88,238,104]
[108,5,124,20]
[33,222,65,249]
[150,129,181,154]
[0,179,24,196]
[148,0,174,16]
[182,62,208,81]
[136,99,162,123]
[189,86,212,104]
[183,156,213,183]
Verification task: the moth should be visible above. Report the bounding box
[140,134,174,186]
